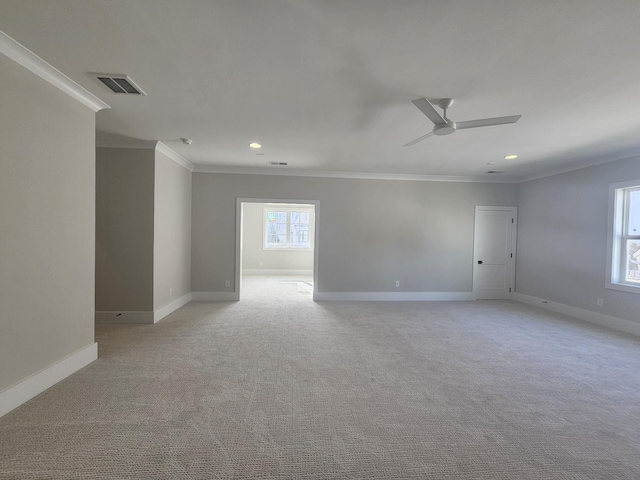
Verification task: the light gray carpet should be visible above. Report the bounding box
[2,276,640,479]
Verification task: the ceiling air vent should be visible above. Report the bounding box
[93,74,147,95]
[269,162,288,166]
[486,170,504,174]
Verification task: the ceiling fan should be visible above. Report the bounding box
[403,97,521,146]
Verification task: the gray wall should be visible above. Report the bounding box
[242,202,314,272]
[192,173,517,293]
[154,150,192,309]
[0,53,96,391]
[95,147,155,312]
[516,155,640,324]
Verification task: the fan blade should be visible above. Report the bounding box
[403,130,434,147]
[456,115,521,130]
[411,98,447,125]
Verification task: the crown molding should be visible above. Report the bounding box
[156,142,195,172]
[191,165,516,183]
[96,139,157,149]
[0,30,109,112]
[96,140,195,172]
[516,151,640,184]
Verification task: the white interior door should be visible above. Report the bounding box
[473,206,517,299]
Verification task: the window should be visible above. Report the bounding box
[607,180,640,293]
[264,207,313,250]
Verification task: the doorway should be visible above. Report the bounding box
[236,198,319,301]
[473,206,517,299]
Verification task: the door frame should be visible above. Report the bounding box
[235,198,320,300]
[473,206,517,300]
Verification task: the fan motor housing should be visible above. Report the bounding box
[434,121,456,136]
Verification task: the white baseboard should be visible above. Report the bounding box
[242,269,313,276]
[95,311,154,324]
[512,292,640,337]
[0,342,98,418]
[191,291,239,302]
[154,293,191,323]
[315,291,475,301]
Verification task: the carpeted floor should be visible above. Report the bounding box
[1,276,640,479]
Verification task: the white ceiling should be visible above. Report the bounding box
[1,0,640,182]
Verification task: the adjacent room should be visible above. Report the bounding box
[239,201,317,301]
[1,1,640,478]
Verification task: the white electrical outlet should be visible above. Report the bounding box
[225,280,231,288]
[395,280,400,288]
[169,287,173,296]
[259,261,263,267]
[597,298,604,306]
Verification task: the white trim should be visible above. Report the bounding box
[95,311,154,324]
[194,165,513,183]
[237,201,243,299]
[315,291,475,302]
[515,151,640,184]
[606,178,640,295]
[96,139,157,149]
[156,142,195,172]
[0,343,98,418]
[313,201,320,299]
[0,30,109,112]
[191,291,239,302]
[154,293,191,323]
[512,292,640,337]
[243,269,314,276]
[95,141,195,172]
[606,181,618,291]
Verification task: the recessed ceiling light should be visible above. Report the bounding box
[249,142,261,149]
[180,138,193,145]
[504,154,518,160]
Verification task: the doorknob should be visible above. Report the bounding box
[477,260,483,264]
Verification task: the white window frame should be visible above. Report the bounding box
[606,179,640,294]
[263,206,314,251]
